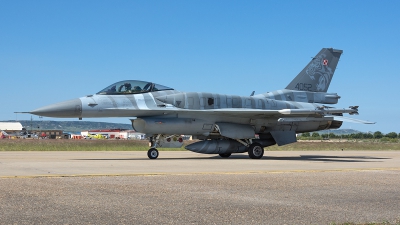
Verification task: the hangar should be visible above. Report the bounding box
[0,122,23,132]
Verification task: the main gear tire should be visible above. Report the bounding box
[248,143,264,159]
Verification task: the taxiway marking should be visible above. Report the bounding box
[2,167,400,179]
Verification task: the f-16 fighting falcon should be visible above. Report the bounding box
[30,48,373,159]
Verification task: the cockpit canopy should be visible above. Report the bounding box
[96,80,174,95]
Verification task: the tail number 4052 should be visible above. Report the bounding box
[295,83,312,91]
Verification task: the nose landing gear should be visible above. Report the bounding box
[147,135,161,159]
[146,134,184,159]
[147,148,159,159]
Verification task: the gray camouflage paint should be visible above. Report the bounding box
[31,48,364,155]
[285,48,342,92]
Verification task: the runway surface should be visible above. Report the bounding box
[1,151,400,224]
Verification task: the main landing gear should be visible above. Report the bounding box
[217,140,265,159]
[235,139,265,159]
[247,142,264,159]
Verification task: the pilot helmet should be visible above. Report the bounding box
[124,83,132,89]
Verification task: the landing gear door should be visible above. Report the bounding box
[270,131,297,146]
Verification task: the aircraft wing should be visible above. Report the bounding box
[103,107,358,119]
[189,108,358,119]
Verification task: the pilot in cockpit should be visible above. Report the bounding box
[118,83,132,93]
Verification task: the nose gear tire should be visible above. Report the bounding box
[147,148,159,159]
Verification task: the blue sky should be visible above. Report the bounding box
[1,0,399,133]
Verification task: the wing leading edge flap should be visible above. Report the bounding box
[215,122,255,139]
[270,131,297,146]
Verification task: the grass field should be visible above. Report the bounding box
[1,139,400,151]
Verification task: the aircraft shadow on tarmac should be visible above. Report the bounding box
[72,156,219,161]
[216,154,390,163]
[73,154,390,163]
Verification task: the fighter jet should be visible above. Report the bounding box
[30,48,373,159]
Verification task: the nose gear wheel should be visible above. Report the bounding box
[147,148,159,159]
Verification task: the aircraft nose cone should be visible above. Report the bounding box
[31,98,82,118]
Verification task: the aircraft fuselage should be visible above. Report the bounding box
[30,48,369,159]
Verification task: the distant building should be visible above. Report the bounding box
[81,129,145,139]
[122,130,146,140]
[33,130,63,139]
[0,122,63,139]
[0,122,23,132]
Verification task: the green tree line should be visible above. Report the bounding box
[299,131,399,141]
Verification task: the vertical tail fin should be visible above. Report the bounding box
[285,48,343,92]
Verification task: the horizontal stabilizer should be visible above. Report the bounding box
[333,116,376,124]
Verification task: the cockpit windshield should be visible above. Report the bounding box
[96,80,174,95]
